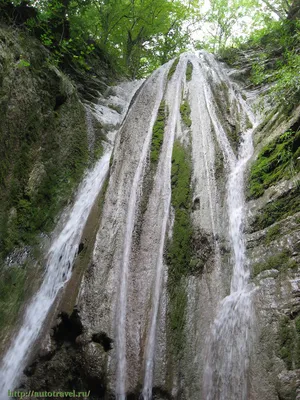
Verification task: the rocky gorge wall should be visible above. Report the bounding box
[0,23,300,400]
[0,22,127,356]
[19,53,262,400]
[247,104,300,400]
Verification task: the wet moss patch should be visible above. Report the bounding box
[250,186,300,231]
[150,100,166,164]
[180,99,192,128]
[186,61,193,82]
[0,266,26,332]
[278,315,300,371]
[248,129,300,199]
[1,98,89,256]
[252,249,297,277]
[167,140,192,356]
[168,57,180,81]
[265,224,281,244]
[279,316,295,370]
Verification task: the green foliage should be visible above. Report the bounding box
[167,57,180,80]
[248,129,300,199]
[180,99,192,128]
[150,100,166,164]
[186,61,193,82]
[17,57,31,68]
[252,249,297,277]
[246,20,300,109]
[26,0,193,77]
[167,140,192,356]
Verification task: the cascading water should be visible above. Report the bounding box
[113,52,258,399]
[0,81,140,399]
[137,52,257,399]
[115,66,167,400]
[203,97,257,399]
[0,51,261,399]
[141,57,187,400]
[0,151,110,399]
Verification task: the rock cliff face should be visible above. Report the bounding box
[0,24,299,400]
[0,23,127,354]
[0,23,87,350]
[247,106,300,400]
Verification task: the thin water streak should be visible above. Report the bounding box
[115,67,167,400]
[203,89,257,399]
[0,151,111,399]
[141,57,187,400]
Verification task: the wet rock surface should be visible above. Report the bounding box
[247,105,300,400]
[2,45,300,400]
[23,309,111,399]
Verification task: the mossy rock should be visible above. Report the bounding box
[186,61,193,82]
[277,315,300,371]
[0,26,92,260]
[0,25,101,341]
[166,140,193,357]
[250,186,300,231]
[252,249,297,277]
[265,224,281,244]
[167,57,180,81]
[247,129,300,200]
[180,99,192,128]
[150,100,166,164]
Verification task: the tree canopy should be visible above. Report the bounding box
[1,0,299,90]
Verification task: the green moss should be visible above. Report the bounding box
[276,315,300,371]
[295,317,300,369]
[168,57,180,81]
[167,140,192,356]
[150,100,166,164]
[108,103,122,114]
[248,129,300,199]
[250,186,300,231]
[1,99,89,256]
[265,224,281,244]
[186,61,193,82]
[0,265,26,334]
[180,99,192,128]
[92,120,105,161]
[0,68,89,258]
[279,316,294,370]
[252,249,297,277]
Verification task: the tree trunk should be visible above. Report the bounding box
[287,0,300,19]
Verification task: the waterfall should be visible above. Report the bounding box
[203,82,257,399]
[0,151,110,399]
[141,57,187,400]
[0,52,260,399]
[115,66,168,400]
[0,80,141,399]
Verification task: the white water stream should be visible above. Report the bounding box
[141,58,187,400]
[0,53,259,400]
[139,52,257,399]
[0,80,141,399]
[202,72,257,399]
[0,151,110,399]
[115,66,167,400]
